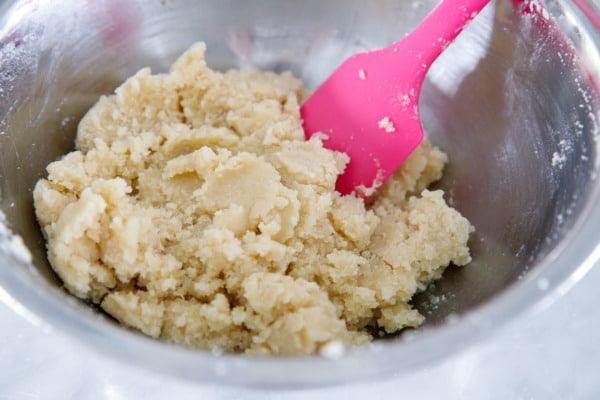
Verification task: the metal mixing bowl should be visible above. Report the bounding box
[1,0,600,387]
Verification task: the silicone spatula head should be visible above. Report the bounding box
[301,0,491,198]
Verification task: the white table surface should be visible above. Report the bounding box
[1,262,599,400]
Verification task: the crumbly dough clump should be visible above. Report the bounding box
[33,43,473,356]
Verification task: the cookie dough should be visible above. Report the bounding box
[33,42,473,356]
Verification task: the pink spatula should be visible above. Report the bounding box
[301,0,491,197]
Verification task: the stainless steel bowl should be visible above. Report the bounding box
[1,0,600,387]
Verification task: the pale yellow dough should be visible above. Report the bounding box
[33,43,473,356]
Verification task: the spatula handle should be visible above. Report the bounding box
[393,0,490,66]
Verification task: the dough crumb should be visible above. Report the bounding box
[320,340,346,359]
[33,42,473,356]
[399,93,411,107]
[378,116,396,133]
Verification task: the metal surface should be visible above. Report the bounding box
[1,0,600,387]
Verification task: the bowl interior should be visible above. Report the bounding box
[1,0,599,385]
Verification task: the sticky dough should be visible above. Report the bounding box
[33,43,473,356]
